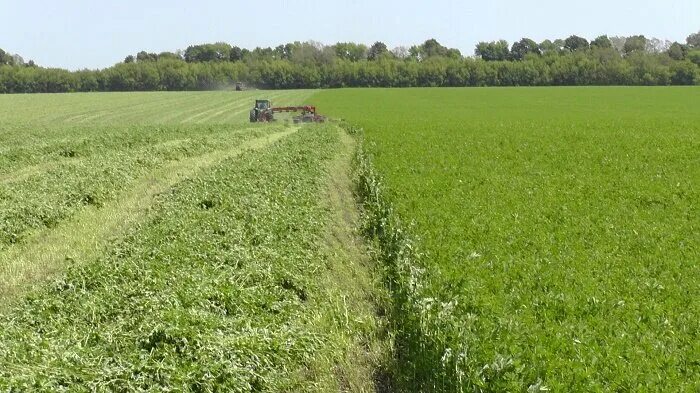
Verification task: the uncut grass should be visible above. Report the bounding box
[0,126,348,391]
[313,87,700,390]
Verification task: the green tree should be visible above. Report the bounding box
[272,45,285,60]
[391,46,410,59]
[511,38,540,60]
[670,61,699,85]
[288,41,334,66]
[229,46,243,62]
[687,31,700,49]
[0,48,15,66]
[2,35,699,93]
[158,52,181,61]
[623,35,647,55]
[553,39,566,51]
[421,38,449,58]
[11,54,24,66]
[564,35,589,51]
[475,40,510,61]
[645,37,670,53]
[248,46,275,62]
[136,51,158,62]
[367,42,390,61]
[184,43,231,62]
[688,50,700,66]
[667,42,687,60]
[446,48,462,59]
[538,40,559,54]
[591,35,612,49]
[334,42,367,62]
[609,36,627,52]
[410,39,461,60]
[408,45,422,60]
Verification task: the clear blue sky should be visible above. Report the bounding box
[1,0,698,70]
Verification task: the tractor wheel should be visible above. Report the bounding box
[249,109,256,122]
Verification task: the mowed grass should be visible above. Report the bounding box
[0,91,387,390]
[313,87,700,390]
[0,126,343,391]
[0,91,313,299]
[0,90,315,125]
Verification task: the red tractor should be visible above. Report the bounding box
[249,99,326,124]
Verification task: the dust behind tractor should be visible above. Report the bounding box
[249,99,326,124]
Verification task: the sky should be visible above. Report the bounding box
[1,0,698,70]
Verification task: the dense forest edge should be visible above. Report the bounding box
[1,33,700,93]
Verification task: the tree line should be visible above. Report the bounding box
[1,32,699,93]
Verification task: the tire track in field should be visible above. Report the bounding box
[315,125,391,391]
[183,98,253,123]
[191,99,265,124]
[51,93,195,124]
[189,96,269,124]
[0,127,299,304]
[104,93,226,124]
[45,95,156,124]
[152,94,242,124]
[0,162,61,185]
[72,94,194,124]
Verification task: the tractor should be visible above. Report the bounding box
[249,99,326,124]
[250,99,274,122]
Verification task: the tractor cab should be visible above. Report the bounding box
[250,99,274,122]
[255,100,271,110]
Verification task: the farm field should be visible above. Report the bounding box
[1,87,698,392]
[0,91,386,391]
[313,87,700,391]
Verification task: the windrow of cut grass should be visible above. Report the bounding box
[0,124,383,391]
[0,90,313,293]
[0,125,273,250]
[0,127,297,303]
[1,90,389,390]
[314,87,700,391]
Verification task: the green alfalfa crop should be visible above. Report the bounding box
[353,134,514,392]
[315,87,700,391]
